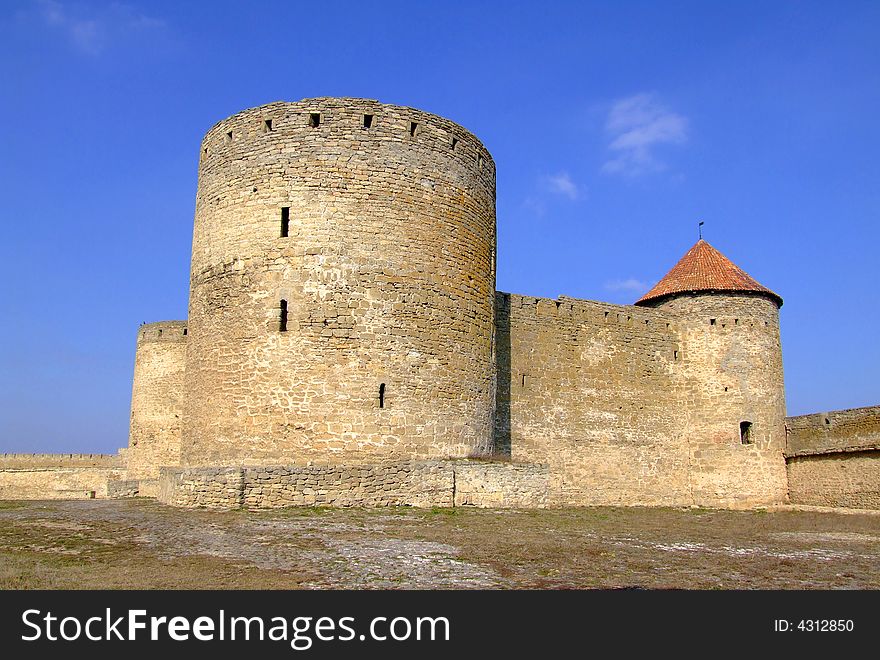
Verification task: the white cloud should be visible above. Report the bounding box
[37,0,165,55]
[602,93,688,176]
[541,172,581,200]
[604,278,651,294]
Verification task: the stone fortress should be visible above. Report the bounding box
[2,98,878,509]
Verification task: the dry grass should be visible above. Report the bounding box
[1,500,878,589]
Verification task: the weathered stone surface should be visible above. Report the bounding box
[157,459,548,509]
[787,451,880,509]
[784,406,880,509]
[785,406,880,457]
[0,466,125,500]
[126,321,186,480]
[496,291,788,508]
[183,98,496,467]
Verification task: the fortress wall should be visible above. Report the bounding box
[785,406,880,509]
[0,467,125,500]
[659,294,789,507]
[127,321,187,480]
[495,293,693,506]
[785,406,880,456]
[157,460,547,509]
[0,454,122,469]
[453,461,549,508]
[183,98,496,467]
[786,451,880,509]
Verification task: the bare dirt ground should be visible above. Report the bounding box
[1,500,878,589]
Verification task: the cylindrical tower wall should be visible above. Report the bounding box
[127,321,187,479]
[182,98,496,466]
[655,293,788,505]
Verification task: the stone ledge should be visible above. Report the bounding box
[157,459,550,510]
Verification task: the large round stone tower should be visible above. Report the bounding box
[181,98,497,467]
[636,240,788,506]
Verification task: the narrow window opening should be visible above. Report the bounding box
[478,154,484,170]
[409,121,418,137]
[521,374,529,388]
[710,318,716,326]
[183,328,188,336]
[673,350,679,361]
[451,136,459,150]
[279,300,288,332]
[309,113,321,128]
[724,386,728,392]
[379,383,386,409]
[225,131,233,142]
[87,490,96,499]
[280,207,290,237]
[263,119,273,132]
[824,417,831,425]
[158,329,162,336]
[740,421,753,445]
[734,318,739,325]
[363,114,373,128]
[203,147,208,156]
[604,311,609,318]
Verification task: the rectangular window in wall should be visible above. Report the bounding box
[280,300,288,332]
[281,207,290,237]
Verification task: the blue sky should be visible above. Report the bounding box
[1,0,878,453]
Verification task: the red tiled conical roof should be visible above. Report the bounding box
[635,240,782,307]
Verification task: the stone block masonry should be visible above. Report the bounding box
[785,406,880,509]
[0,456,126,500]
[183,98,497,468]
[495,292,788,508]
[127,321,186,480]
[786,406,880,457]
[158,460,549,509]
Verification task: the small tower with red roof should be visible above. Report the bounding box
[636,239,788,506]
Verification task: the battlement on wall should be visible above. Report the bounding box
[786,405,880,457]
[199,98,495,189]
[136,320,188,344]
[497,292,679,330]
[0,453,123,469]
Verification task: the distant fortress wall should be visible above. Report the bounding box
[785,406,880,509]
[0,454,125,500]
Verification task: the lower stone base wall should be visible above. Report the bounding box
[106,480,140,498]
[532,443,692,507]
[0,467,126,500]
[135,479,162,498]
[453,462,549,507]
[786,450,880,509]
[517,441,788,509]
[158,460,550,509]
[688,444,789,509]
